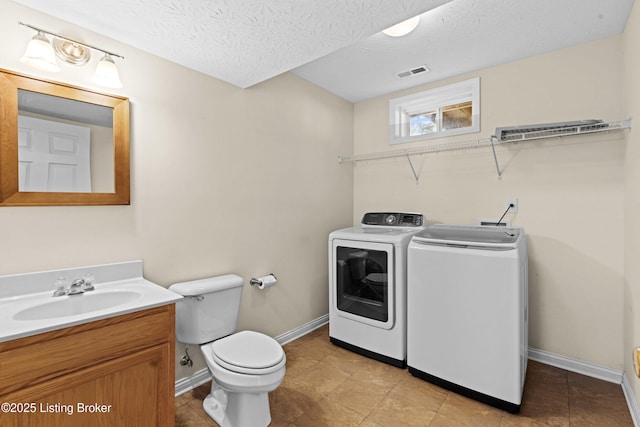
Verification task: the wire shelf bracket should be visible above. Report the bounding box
[405,152,420,184]
[489,137,502,179]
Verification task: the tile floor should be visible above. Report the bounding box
[175,325,634,426]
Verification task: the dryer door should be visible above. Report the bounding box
[331,239,395,329]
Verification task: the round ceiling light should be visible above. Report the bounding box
[382,16,420,37]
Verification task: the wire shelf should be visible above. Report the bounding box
[337,119,631,183]
[338,119,631,164]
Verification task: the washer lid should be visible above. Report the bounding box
[212,330,284,370]
[412,225,522,249]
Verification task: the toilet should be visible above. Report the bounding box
[169,274,286,427]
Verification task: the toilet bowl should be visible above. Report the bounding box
[200,331,286,427]
[169,275,286,427]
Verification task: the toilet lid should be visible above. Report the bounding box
[211,331,284,373]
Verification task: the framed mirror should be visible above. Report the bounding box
[0,69,129,206]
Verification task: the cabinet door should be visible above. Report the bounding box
[1,344,173,427]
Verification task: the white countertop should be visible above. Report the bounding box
[0,261,182,343]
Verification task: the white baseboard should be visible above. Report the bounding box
[175,368,211,397]
[274,313,329,346]
[527,347,623,384]
[622,372,640,427]
[175,313,329,396]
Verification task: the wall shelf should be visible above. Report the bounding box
[338,119,631,183]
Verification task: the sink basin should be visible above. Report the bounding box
[0,261,183,343]
[13,290,142,321]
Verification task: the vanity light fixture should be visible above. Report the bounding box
[91,54,123,88]
[20,31,60,72]
[382,16,420,37]
[18,22,124,88]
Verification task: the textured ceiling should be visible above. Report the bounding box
[293,0,635,102]
[11,0,450,89]
[11,0,634,102]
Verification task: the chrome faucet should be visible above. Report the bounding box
[66,278,85,295]
[52,274,95,297]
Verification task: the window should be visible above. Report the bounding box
[389,77,480,145]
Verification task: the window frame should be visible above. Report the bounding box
[389,77,480,145]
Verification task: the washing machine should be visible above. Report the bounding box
[328,212,424,368]
[407,224,528,413]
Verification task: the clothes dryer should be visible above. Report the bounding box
[329,212,424,367]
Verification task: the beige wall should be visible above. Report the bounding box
[0,0,354,379]
[354,36,625,369]
[624,0,640,410]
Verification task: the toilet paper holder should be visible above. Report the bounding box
[250,273,277,287]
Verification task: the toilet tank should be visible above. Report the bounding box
[169,274,244,345]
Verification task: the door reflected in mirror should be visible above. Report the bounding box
[0,69,129,206]
[18,89,115,193]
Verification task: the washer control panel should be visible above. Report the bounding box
[361,212,424,227]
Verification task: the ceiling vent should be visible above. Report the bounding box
[396,65,429,79]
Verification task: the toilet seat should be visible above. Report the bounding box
[211,331,285,375]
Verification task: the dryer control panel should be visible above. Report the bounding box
[361,212,424,227]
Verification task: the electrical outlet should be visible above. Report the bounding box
[507,197,518,213]
[634,348,640,378]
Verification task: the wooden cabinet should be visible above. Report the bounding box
[0,304,175,427]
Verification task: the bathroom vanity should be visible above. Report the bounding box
[0,261,181,427]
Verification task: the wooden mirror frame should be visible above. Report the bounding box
[0,69,129,206]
